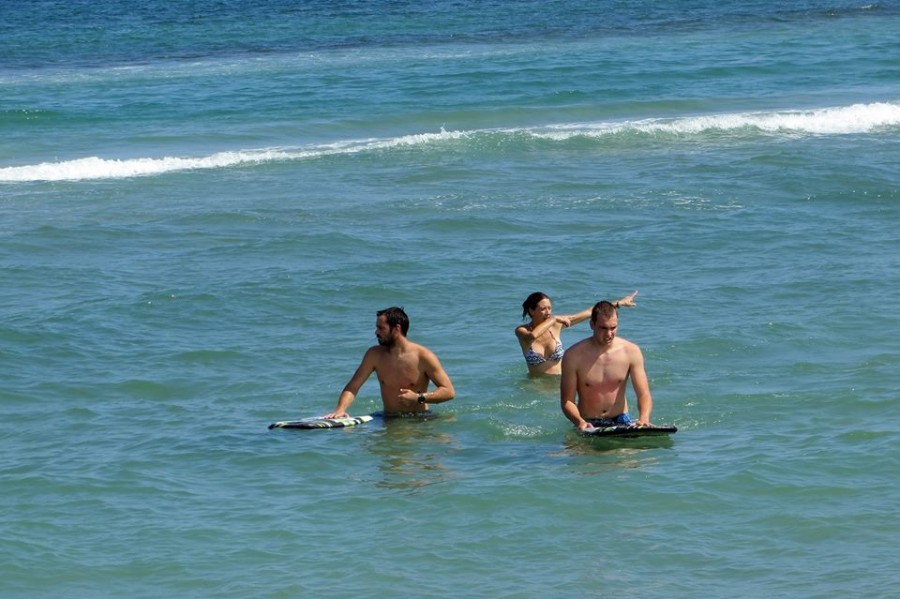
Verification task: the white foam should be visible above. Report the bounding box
[2,103,896,183]
[538,102,900,139]
[0,149,300,183]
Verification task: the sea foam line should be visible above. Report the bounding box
[536,101,900,139]
[0,130,469,183]
[1,102,897,183]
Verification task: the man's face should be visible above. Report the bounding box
[375,315,395,347]
[591,313,618,346]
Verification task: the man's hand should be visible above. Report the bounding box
[398,388,423,409]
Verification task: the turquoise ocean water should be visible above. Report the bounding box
[3,1,900,597]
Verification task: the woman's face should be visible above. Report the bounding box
[530,298,552,321]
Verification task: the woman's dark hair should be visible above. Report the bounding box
[521,292,550,320]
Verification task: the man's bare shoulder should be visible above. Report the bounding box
[409,341,442,363]
[362,344,390,364]
[565,336,594,357]
[614,336,643,358]
[614,336,639,349]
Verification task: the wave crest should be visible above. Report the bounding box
[2,102,897,183]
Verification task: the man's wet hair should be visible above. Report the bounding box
[590,300,618,323]
[377,306,410,335]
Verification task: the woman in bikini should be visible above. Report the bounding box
[515,290,638,376]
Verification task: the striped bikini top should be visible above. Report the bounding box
[523,332,565,366]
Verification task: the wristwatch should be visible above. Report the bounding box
[417,393,427,404]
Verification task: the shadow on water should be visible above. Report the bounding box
[363,413,460,493]
[554,430,677,475]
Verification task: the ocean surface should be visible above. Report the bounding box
[2,1,899,597]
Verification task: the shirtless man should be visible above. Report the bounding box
[325,307,455,418]
[560,301,653,431]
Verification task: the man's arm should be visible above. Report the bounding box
[628,344,653,425]
[324,349,376,418]
[422,347,456,403]
[560,352,589,430]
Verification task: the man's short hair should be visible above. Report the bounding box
[377,306,410,335]
[590,300,618,323]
